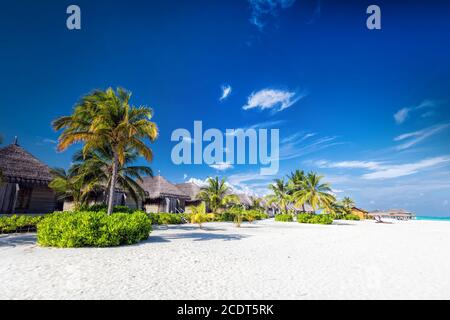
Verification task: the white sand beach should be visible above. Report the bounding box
[1,219,450,300]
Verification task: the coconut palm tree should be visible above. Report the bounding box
[197,177,238,213]
[49,167,86,208]
[268,178,290,214]
[287,169,306,212]
[52,87,158,214]
[341,196,355,210]
[71,147,152,206]
[293,172,336,214]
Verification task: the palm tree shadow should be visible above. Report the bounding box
[144,232,248,243]
[0,234,37,248]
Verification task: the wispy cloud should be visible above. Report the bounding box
[393,99,441,124]
[316,156,450,180]
[248,0,296,30]
[306,0,321,24]
[209,162,234,171]
[43,138,57,144]
[362,157,450,180]
[225,120,286,137]
[393,123,450,150]
[219,85,232,101]
[243,88,306,112]
[280,134,342,161]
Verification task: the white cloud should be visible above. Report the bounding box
[394,123,450,150]
[187,178,208,187]
[362,157,450,180]
[248,0,296,30]
[394,108,410,125]
[316,156,450,180]
[393,100,440,124]
[242,89,305,112]
[183,174,188,180]
[280,135,342,161]
[209,162,234,171]
[317,160,382,170]
[225,120,286,137]
[43,138,57,144]
[220,85,232,101]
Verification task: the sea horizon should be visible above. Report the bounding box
[415,216,450,222]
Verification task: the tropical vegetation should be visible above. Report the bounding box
[52,87,158,214]
[37,211,152,247]
[0,215,44,234]
[197,177,239,213]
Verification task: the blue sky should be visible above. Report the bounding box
[1,0,450,216]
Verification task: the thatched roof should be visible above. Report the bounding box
[287,203,314,212]
[236,193,252,206]
[368,209,414,216]
[352,207,368,213]
[140,176,189,200]
[0,143,53,185]
[175,182,201,201]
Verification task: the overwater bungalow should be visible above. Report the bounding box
[368,209,415,221]
[140,175,190,213]
[0,139,57,214]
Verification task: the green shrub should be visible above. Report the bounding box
[217,211,236,222]
[339,214,360,221]
[37,211,152,247]
[148,213,184,225]
[297,213,333,225]
[275,214,293,222]
[75,204,135,214]
[0,215,44,234]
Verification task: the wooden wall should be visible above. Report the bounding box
[27,185,56,214]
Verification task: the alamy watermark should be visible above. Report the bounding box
[171,121,279,175]
[66,4,381,31]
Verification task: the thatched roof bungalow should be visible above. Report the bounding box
[140,175,189,213]
[0,140,56,214]
[175,182,204,212]
[351,207,369,219]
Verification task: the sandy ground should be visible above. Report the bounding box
[1,219,450,300]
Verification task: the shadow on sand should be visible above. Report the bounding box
[0,233,37,248]
[146,232,247,243]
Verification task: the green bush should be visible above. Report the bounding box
[297,213,333,225]
[339,214,360,221]
[275,214,294,222]
[0,215,44,234]
[37,211,152,247]
[149,213,184,225]
[76,204,135,214]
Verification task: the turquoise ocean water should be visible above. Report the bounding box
[415,216,450,221]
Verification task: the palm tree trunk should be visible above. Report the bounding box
[107,151,119,215]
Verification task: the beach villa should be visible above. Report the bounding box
[351,207,369,220]
[0,139,57,214]
[175,182,204,212]
[140,175,190,213]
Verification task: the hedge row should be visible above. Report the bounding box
[297,213,334,225]
[0,215,44,234]
[37,211,152,248]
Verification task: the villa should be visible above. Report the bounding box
[175,182,204,212]
[140,175,190,213]
[368,209,415,220]
[351,207,369,220]
[0,139,57,214]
